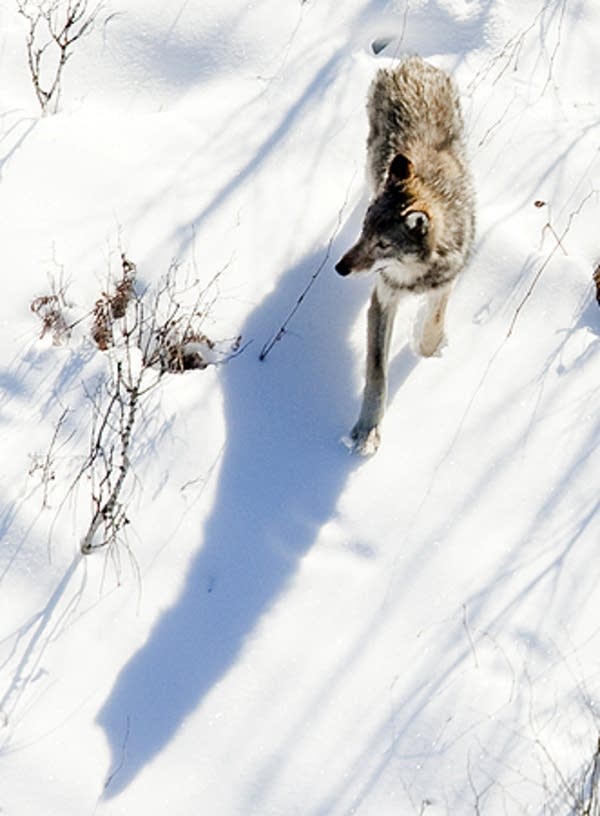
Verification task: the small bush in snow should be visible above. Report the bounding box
[16,0,105,115]
[31,253,241,555]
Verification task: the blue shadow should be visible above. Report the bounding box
[98,212,375,796]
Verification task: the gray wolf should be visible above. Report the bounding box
[335,55,475,455]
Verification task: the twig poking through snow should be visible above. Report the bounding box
[259,173,357,361]
[103,716,131,793]
[28,407,72,509]
[507,190,598,338]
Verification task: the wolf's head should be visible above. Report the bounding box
[335,153,431,278]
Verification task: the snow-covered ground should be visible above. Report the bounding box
[2,0,600,813]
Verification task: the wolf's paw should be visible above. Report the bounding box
[343,422,381,456]
[417,333,447,358]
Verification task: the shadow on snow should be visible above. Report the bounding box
[97,207,419,797]
[95,0,493,794]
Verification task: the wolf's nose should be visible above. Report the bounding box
[335,257,351,276]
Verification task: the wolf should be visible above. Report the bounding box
[336,55,475,455]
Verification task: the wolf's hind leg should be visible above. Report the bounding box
[350,287,399,455]
[416,286,451,358]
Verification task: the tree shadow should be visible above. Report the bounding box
[170,48,345,261]
[0,117,37,181]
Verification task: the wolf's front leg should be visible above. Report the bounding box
[350,286,399,456]
[416,285,451,357]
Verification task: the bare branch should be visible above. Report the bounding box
[28,407,72,508]
[16,0,105,114]
[259,172,357,361]
[507,190,598,338]
[34,251,240,556]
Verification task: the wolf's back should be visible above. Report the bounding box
[366,56,465,192]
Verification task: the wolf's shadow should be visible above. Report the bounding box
[97,205,418,796]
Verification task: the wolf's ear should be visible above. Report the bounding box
[405,210,430,234]
[387,153,412,183]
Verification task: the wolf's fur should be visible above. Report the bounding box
[336,56,475,455]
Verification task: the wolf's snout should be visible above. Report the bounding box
[335,254,352,276]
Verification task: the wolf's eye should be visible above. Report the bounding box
[376,239,391,251]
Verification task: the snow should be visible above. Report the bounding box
[2,0,600,813]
